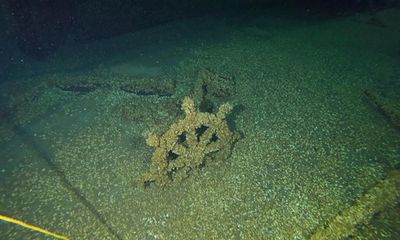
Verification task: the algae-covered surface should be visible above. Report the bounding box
[1,8,400,240]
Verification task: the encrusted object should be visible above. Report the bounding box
[140,96,239,187]
[365,88,400,130]
[47,67,175,96]
[192,68,236,112]
[310,170,400,240]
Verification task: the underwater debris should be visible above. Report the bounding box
[139,96,239,187]
[49,68,175,97]
[310,170,400,240]
[56,83,97,93]
[192,68,236,112]
[119,80,173,97]
[365,88,400,130]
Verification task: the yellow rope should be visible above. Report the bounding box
[0,214,69,240]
